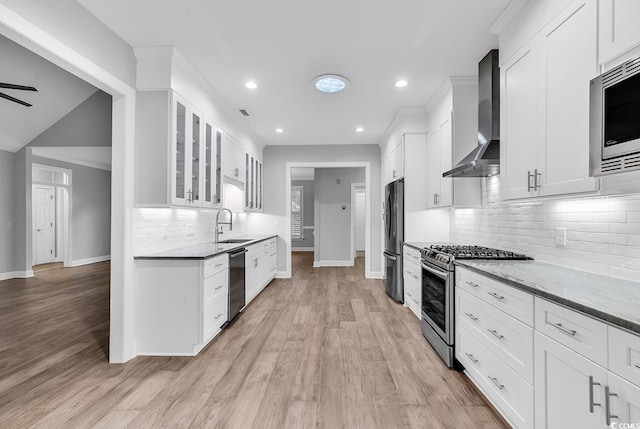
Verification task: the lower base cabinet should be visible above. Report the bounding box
[245,238,278,305]
[135,254,228,356]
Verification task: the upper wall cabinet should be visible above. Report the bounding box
[599,0,640,65]
[383,139,404,185]
[244,151,263,212]
[425,78,481,209]
[222,133,245,182]
[500,0,600,200]
[135,90,221,208]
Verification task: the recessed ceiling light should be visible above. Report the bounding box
[275,128,284,133]
[313,74,349,93]
[395,80,408,88]
[245,81,258,89]
[355,127,364,133]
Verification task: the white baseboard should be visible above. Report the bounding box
[367,271,384,279]
[291,248,314,252]
[71,255,111,267]
[0,270,35,281]
[275,271,289,279]
[313,260,354,267]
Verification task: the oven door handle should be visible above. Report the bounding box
[420,261,449,280]
[383,251,397,261]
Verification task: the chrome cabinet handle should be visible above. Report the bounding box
[465,353,478,364]
[214,284,224,290]
[605,386,619,425]
[215,263,224,268]
[488,292,504,301]
[466,281,479,289]
[488,376,504,390]
[549,322,577,336]
[487,329,505,340]
[527,170,534,192]
[214,313,223,320]
[534,169,542,190]
[589,376,601,413]
[634,363,640,370]
[465,312,479,321]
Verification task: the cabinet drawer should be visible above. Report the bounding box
[535,297,607,367]
[203,269,228,309]
[404,275,421,319]
[403,259,420,283]
[204,254,228,278]
[261,237,277,251]
[403,245,421,265]
[457,267,534,326]
[456,288,534,383]
[609,326,640,388]
[456,323,533,429]
[203,294,227,341]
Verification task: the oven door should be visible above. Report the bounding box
[420,260,454,345]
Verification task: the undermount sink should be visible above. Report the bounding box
[215,239,251,244]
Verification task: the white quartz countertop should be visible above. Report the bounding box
[455,259,640,334]
[134,235,277,260]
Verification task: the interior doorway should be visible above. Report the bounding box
[351,183,366,260]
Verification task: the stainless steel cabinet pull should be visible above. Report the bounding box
[527,170,534,192]
[214,313,223,320]
[488,376,504,390]
[215,284,224,290]
[549,322,577,336]
[465,353,478,364]
[466,281,479,289]
[605,386,619,425]
[465,313,479,321]
[487,329,505,340]
[488,292,505,300]
[589,376,601,413]
[634,363,640,370]
[534,169,542,190]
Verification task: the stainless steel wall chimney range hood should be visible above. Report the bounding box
[443,50,500,178]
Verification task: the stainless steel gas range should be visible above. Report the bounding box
[419,244,531,368]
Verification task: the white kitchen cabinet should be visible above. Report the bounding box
[244,151,263,212]
[500,0,599,200]
[203,122,222,207]
[245,238,277,304]
[425,78,481,209]
[222,133,245,182]
[383,138,404,185]
[135,90,220,208]
[534,331,606,428]
[599,0,640,65]
[402,245,421,318]
[135,254,229,355]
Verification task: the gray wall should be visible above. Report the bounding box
[315,168,365,263]
[263,144,382,274]
[291,179,315,249]
[11,90,112,272]
[32,155,111,261]
[0,150,15,275]
[29,91,112,148]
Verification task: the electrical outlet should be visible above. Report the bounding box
[556,227,566,247]
[274,222,279,229]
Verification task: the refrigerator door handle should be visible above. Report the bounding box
[383,251,397,261]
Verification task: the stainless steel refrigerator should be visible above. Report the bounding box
[383,178,404,302]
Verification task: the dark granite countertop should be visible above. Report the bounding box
[455,260,640,334]
[134,235,277,260]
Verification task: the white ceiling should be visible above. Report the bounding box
[76,0,511,147]
[0,35,99,153]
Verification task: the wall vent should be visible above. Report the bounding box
[239,109,250,117]
[602,154,640,173]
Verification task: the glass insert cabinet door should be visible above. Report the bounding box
[174,100,186,201]
[191,112,201,204]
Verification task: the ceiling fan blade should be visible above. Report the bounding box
[0,91,33,107]
[0,82,38,92]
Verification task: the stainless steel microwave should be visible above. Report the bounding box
[590,56,640,176]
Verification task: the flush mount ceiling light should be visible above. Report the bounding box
[313,74,349,93]
[355,127,364,133]
[395,80,408,88]
[245,81,258,89]
[275,128,284,133]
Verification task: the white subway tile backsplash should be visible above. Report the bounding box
[451,177,640,282]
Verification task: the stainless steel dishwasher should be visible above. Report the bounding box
[224,247,247,328]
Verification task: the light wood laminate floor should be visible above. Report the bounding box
[0,253,508,428]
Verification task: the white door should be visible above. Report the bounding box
[35,185,55,265]
[355,189,365,252]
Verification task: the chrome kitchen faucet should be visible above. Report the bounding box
[214,208,233,242]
